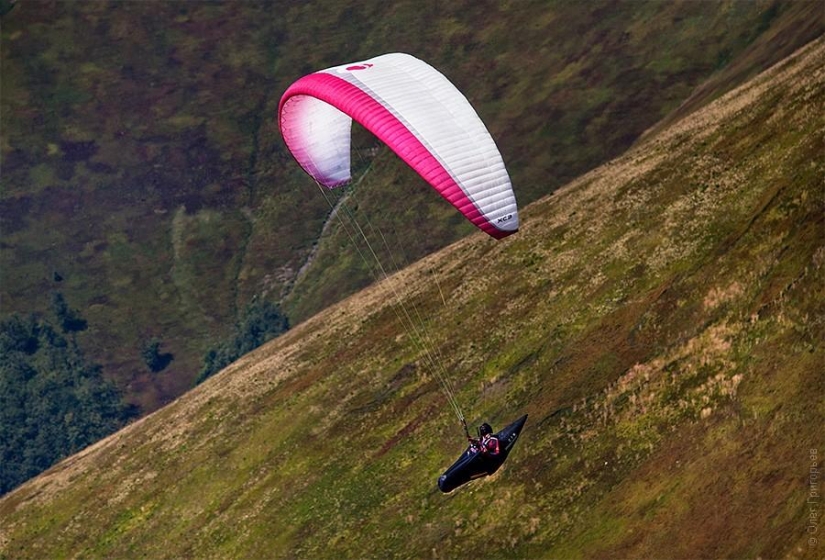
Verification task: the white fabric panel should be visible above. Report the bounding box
[326,53,518,232]
[283,94,352,186]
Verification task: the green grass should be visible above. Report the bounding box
[3,1,822,416]
[4,35,823,559]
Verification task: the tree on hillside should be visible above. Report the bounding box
[141,338,173,373]
[0,314,39,354]
[196,299,289,384]
[51,292,87,333]
[0,314,134,495]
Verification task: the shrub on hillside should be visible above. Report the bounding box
[141,338,173,373]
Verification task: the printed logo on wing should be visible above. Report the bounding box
[345,63,374,71]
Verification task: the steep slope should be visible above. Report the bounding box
[641,0,825,141]
[1,32,823,560]
[2,1,820,413]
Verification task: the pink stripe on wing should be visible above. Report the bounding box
[279,72,510,239]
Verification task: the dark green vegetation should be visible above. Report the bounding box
[140,338,172,374]
[2,0,821,418]
[196,299,289,385]
[1,34,823,559]
[50,292,88,333]
[0,295,285,496]
[0,308,134,494]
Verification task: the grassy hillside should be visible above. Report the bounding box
[2,34,823,560]
[2,0,821,412]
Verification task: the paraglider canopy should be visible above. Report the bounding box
[278,53,519,239]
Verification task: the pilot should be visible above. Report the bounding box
[475,423,500,455]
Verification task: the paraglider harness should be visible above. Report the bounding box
[439,414,527,493]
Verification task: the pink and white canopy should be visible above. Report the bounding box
[278,53,519,239]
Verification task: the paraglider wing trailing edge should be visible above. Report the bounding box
[278,52,519,239]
